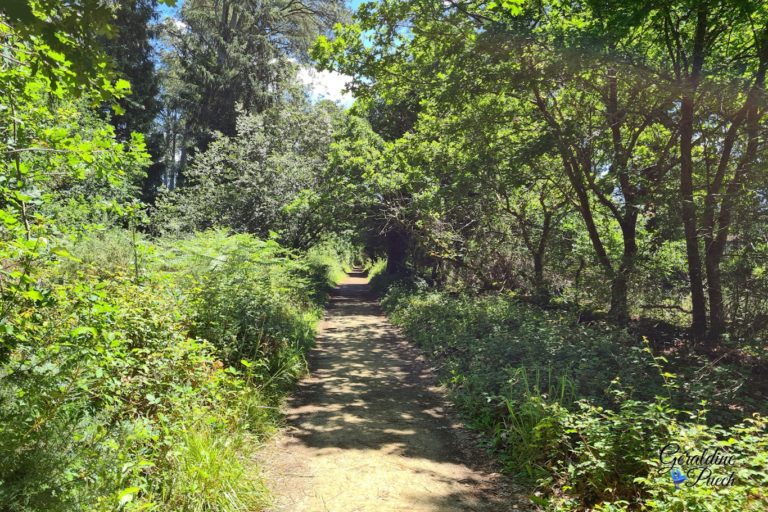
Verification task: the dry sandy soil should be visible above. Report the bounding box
[259,272,531,512]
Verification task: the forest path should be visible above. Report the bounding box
[259,271,528,512]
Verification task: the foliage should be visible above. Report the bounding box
[100,0,167,203]
[102,0,161,142]
[162,231,343,372]
[4,0,768,510]
[162,425,269,511]
[317,3,768,504]
[0,229,343,511]
[153,100,344,247]
[152,0,347,187]
[1,0,133,99]
[382,287,661,409]
[366,258,389,292]
[315,0,768,342]
[0,9,149,320]
[380,285,768,510]
[0,3,352,509]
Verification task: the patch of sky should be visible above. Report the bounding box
[157,0,181,20]
[153,0,361,107]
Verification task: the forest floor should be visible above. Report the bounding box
[259,271,530,512]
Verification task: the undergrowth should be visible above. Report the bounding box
[0,229,348,511]
[366,258,393,294]
[380,283,768,511]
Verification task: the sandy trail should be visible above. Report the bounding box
[260,272,528,512]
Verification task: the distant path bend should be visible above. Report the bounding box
[260,272,528,512]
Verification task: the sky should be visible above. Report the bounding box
[297,0,368,106]
[297,66,355,106]
[156,0,361,108]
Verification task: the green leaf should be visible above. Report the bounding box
[71,326,98,337]
[114,78,132,92]
[52,246,82,262]
[22,289,43,301]
[118,486,140,507]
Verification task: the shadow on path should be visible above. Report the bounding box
[260,272,529,512]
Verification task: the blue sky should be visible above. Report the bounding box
[156,1,179,20]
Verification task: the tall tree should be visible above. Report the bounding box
[102,0,164,202]
[316,0,768,336]
[103,0,161,141]
[160,0,346,176]
[316,0,677,323]
[153,98,344,245]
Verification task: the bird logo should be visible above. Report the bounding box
[670,468,687,490]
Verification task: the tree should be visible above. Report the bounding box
[314,113,389,259]
[315,0,768,337]
[1,0,149,338]
[102,0,165,203]
[316,0,675,322]
[159,0,347,171]
[583,0,768,338]
[153,98,343,245]
[1,0,119,97]
[102,0,161,141]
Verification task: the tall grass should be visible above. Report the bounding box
[498,368,574,478]
[163,426,269,512]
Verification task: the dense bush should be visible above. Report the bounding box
[380,285,768,510]
[0,229,345,511]
[382,285,665,409]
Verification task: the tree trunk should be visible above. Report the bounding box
[678,5,708,339]
[532,210,552,304]
[680,95,708,339]
[609,214,637,325]
[532,250,548,303]
[609,270,629,325]
[705,255,725,337]
[703,28,768,340]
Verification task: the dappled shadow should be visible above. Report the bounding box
[286,274,461,462]
[266,271,528,511]
[405,488,531,512]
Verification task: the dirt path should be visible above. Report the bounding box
[260,272,529,512]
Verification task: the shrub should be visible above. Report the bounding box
[368,258,412,295]
[543,400,768,511]
[161,232,344,377]
[0,229,343,511]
